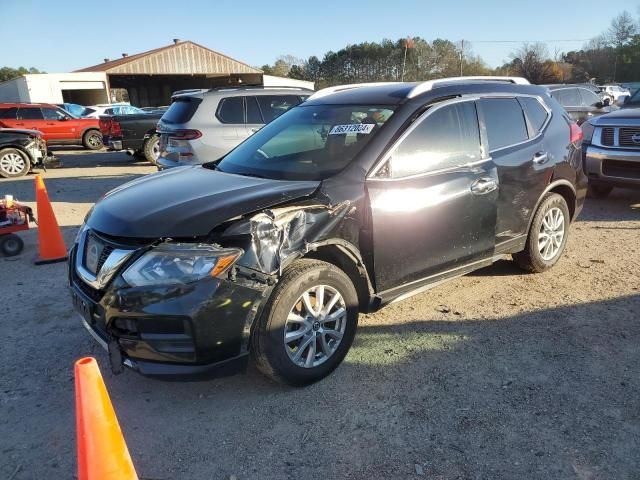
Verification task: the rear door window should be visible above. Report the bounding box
[246,97,264,124]
[256,95,302,123]
[479,98,529,151]
[17,108,44,120]
[388,101,482,178]
[518,97,550,135]
[217,97,244,124]
[0,107,18,119]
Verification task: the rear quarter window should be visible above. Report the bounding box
[479,98,529,151]
[216,97,244,124]
[0,107,18,119]
[519,97,550,135]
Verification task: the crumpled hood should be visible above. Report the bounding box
[87,167,320,238]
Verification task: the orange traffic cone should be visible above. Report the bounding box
[34,175,67,265]
[75,357,139,480]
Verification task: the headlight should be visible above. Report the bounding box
[581,121,595,144]
[122,243,243,287]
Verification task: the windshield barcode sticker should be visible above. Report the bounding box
[329,124,375,135]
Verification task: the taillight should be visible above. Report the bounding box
[110,120,122,137]
[99,117,121,137]
[570,122,583,145]
[169,129,202,140]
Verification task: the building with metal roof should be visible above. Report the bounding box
[0,40,312,107]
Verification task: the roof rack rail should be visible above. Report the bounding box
[206,85,312,93]
[307,82,399,101]
[407,76,530,98]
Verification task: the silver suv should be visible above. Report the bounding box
[156,86,312,169]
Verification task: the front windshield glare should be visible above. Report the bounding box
[215,104,395,180]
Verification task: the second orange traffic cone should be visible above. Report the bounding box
[34,174,67,264]
[75,357,139,480]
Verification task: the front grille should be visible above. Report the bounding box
[619,127,640,148]
[602,160,640,179]
[97,244,114,272]
[601,127,615,146]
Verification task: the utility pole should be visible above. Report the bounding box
[460,39,464,76]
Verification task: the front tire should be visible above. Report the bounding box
[0,148,30,178]
[82,130,103,150]
[252,259,359,386]
[513,193,570,273]
[143,135,160,165]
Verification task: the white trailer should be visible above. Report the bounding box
[0,72,110,105]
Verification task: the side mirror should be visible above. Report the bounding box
[602,97,610,107]
[595,101,604,109]
[58,116,68,121]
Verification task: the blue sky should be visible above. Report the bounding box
[1,0,638,71]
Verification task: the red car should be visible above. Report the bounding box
[0,103,103,150]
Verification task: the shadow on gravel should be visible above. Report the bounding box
[578,188,640,222]
[79,294,639,480]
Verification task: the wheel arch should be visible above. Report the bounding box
[528,179,577,232]
[285,240,376,312]
[0,144,35,163]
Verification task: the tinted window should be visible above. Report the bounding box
[161,97,202,124]
[389,102,481,178]
[579,89,602,107]
[257,95,302,123]
[480,98,528,151]
[42,108,66,120]
[0,107,18,119]
[217,97,244,124]
[552,88,581,107]
[519,97,549,134]
[246,97,263,124]
[17,108,44,120]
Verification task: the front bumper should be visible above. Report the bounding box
[585,145,640,188]
[69,243,267,378]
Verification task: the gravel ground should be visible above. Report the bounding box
[1,149,639,480]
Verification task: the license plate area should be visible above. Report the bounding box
[71,289,93,325]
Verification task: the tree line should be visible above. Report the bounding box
[262,8,640,86]
[0,66,45,83]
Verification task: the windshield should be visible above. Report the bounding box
[215,104,395,180]
[627,89,640,106]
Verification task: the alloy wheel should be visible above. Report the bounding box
[284,285,347,368]
[538,207,565,261]
[0,152,26,175]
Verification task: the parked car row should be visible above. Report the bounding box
[69,76,589,384]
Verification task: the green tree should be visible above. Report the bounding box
[0,66,45,83]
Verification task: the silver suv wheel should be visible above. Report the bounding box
[284,285,347,368]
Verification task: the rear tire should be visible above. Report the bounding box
[513,193,570,273]
[252,259,359,386]
[143,135,160,165]
[0,234,24,257]
[587,184,613,198]
[82,130,103,150]
[0,148,30,178]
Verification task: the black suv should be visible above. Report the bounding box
[69,77,587,385]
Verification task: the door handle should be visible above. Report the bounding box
[249,127,260,133]
[532,152,549,165]
[470,177,497,195]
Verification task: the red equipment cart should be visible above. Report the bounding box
[0,197,35,256]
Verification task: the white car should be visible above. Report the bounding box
[601,85,631,105]
[82,104,146,118]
